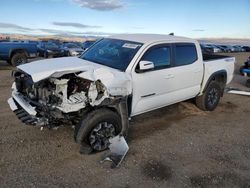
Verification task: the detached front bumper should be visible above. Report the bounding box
[8,92,45,126]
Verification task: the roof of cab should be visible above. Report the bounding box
[109,34,196,44]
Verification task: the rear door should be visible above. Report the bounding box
[169,43,203,97]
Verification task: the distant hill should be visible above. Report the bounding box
[198,38,250,45]
[0,33,97,42]
[1,33,250,45]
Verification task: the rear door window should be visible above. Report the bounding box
[174,44,197,66]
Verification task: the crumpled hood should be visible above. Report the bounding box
[18,57,110,82]
[17,57,132,95]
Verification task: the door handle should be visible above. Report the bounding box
[164,74,174,79]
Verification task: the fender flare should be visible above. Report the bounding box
[202,70,227,93]
[74,96,130,144]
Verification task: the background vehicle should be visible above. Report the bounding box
[206,44,222,53]
[242,46,250,52]
[62,43,84,56]
[37,42,64,58]
[200,43,221,53]
[233,45,245,52]
[8,34,235,152]
[82,40,97,51]
[200,44,213,54]
[0,42,37,66]
[23,40,39,45]
[219,45,234,52]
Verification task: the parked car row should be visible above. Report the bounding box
[200,43,250,54]
[37,40,97,58]
[61,43,85,56]
[0,40,97,66]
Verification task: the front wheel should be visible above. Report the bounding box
[75,108,122,151]
[196,81,222,111]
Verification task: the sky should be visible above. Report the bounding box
[0,0,249,38]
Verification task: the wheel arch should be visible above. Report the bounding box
[202,70,227,95]
[9,48,28,59]
[74,96,130,144]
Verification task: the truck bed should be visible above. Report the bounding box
[201,53,235,93]
[202,53,232,61]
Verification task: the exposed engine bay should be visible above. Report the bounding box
[11,68,130,128]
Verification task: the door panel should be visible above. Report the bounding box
[131,43,203,116]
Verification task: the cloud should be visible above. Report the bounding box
[72,0,124,11]
[0,22,114,36]
[192,29,205,32]
[39,28,84,35]
[39,28,114,36]
[52,22,101,28]
[0,23,33,31]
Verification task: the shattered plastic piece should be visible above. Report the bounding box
[100,135,129,168]
[226,88,250,96]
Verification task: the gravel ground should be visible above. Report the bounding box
[0,53,250,188]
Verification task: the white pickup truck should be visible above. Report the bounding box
[8,34,235,151]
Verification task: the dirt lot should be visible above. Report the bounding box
[0,53,250,188]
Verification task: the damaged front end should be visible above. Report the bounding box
[8,68,131,130]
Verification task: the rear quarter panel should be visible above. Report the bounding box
[201,57,235,93]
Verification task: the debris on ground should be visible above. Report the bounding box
[226,88,250,96]
[100,135,129,168]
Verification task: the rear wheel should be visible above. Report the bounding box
[196,81,222,111]
[75,108,121,151]
[11,52,27,66]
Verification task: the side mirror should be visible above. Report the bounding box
[139,60,154,71]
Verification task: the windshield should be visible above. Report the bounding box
[80,38,143,71]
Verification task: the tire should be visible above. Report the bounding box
[196,81,222,111]
[246,79,250,88]
[11,52,27,66]
[75,108,122,151]
[67,51,71,57]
